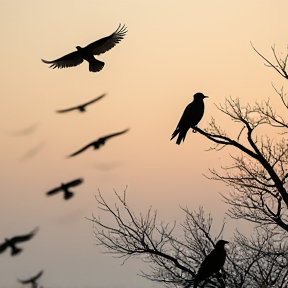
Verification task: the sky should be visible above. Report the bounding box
[0,1,287,287]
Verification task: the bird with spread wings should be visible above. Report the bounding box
[42,24,127,72]
[68,129,129,157]
[0,228,39,256]
[18,270,44,288]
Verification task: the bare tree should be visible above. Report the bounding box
[89,45,288,288]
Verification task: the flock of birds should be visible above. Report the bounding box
[1,24,229,288]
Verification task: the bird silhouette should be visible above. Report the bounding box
[170,92,208,145]
[0,228,39,256]
[42,24,127,72]
[193,240,229,288]
[68,129,129,157]
[56,94,106,113]
[18,270,44,288]
[46,178,83,200]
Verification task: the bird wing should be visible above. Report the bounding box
[84,24,127,55]
[11,227,39,244]
[83,94,106,106]
[68,142,94,157]
[42,51,83,69]
[0,242,8,253]
[18,270,43,284]
[56,106,79,113]
[66,178,84,187]
[46,186,63,195]
[100,128,130,141]
[176,102,195,128]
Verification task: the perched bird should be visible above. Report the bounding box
[42,24,127,72]
[68,128,129,157]
[170,92,208,145]
[0,228,39,256]
[56,94,106,113]
[46,178,83,200]
[18,270,44,288]
[193,240,229,288]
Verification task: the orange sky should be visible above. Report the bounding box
[0,1,287,287]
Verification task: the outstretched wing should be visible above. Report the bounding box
[46,186,62,195]
[0,242,8,253]
[11,227,39,244]
[18,270,44,284]
[56,106,79,113]
[42,51,83,69]
[66,178,84,187]
[68,142,94,157]
[84,94,106,106]
[101,128,130,141]
[85,24,127,55]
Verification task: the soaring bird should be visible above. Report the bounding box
[42,24,127,72]
[18,270,44,288]
[193,240,229,288]
[56,94,106,113]
[170,92,208,145]
[46,178,83,200]
[0,228,39,256]
[68,129,129,157]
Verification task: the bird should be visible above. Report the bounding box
[56,94,106,113]
[18,270,44,288]
[68,128,129,157]
[193,240,229,288]
[42,24,127,72]
[0,228,39,256]
[46,178,83,200]
[170,92,208,145]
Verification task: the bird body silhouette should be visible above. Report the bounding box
[0,228,39,256]
[56,94,106,113]
[18,270,44,288]
[68,129,129,157]
[42,24,127,72]
[46,178,83,200]
[193,240,229,288]
[171,92,208,145]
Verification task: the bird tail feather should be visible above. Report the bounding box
[89,59,105,72]
[64,191,74,200]
[11,246,22,255]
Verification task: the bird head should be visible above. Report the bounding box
[75,46,82,51]
[193,92,208,100]
[215,240,229,248]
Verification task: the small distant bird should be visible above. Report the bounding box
[18,270,44,288]
[56,94,106,113]
[68,128,129,157]
[170,92,208,145]
[0,228,39,256]
[46,178,83,200]
[42,24,127,72]
[193,240,229,288]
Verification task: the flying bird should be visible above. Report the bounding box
[0,228,39,256]
[46,178,84,200]
[193,240,229,288]
[170,92,208,145]
[42,24,127,72]
[18,270,44,288]
[68,129,129,158]
[56,94,106,113]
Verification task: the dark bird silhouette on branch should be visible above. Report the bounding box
[42,24,127,72]
[193,240,229,288]
[171,92,208,145]
[18,270,44,288]
[46,178,83,200]
[56,94,106,113]
[0,228,39,256]
[68,129,129,157]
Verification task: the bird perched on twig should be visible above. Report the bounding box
[42,24,127,72]
[68,129,129,157]
[193,240,229,288]
[171,92,208,145]
[0,228,39,256]
[46,178,83,200]
[56,94,106,113]
[18,270,44,288]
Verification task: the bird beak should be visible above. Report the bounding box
[224,241,229,244]
[204,95,209,98]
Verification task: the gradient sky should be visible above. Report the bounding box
[0,1,287,287]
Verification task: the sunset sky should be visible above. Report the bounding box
[0,1,287,287]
